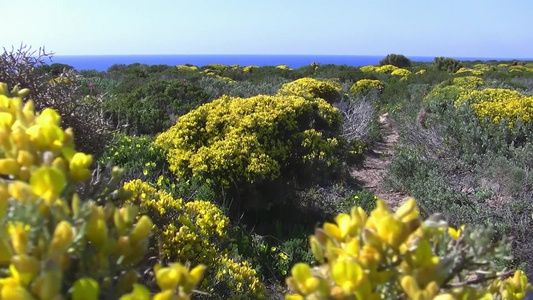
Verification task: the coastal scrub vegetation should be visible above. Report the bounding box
[0,45,532,299]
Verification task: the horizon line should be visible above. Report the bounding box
[50,54,533,60]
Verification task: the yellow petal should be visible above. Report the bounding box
[72,278,99,300]
[155,267,180,290]
[189,264,206,287]
[324,222,342,241]
[400,276,421,299]
[394,197,419,223]
[129,215,153,244]
[335,213,352,238]
[30,166,66,201]
[331,260,363,293]
[291,263,312,284]
[0,158,19,176]
[49,221,74,254]
[36,108,61,126]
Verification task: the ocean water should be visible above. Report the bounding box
[50,55,437,72]
[49,55,516,72]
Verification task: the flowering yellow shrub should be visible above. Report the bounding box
[285,198,531,299]
[391,68,412,77]
[122,179,229,264]
[176,65,199,72]
[456,67,484,76]
[277,77,342,103]
[243,65,259,73]
[155,94,343,188]
[455,88,533,125]
[376,64,400,74]
[212,254,266,298]
[415,69,426,75]
[473,64,491,72]
[359,65,378,72]
[276,64,292,71]
[349,79,383,96]
[0,83,205,299]
[122,179,266,298]
[452,76,485,90]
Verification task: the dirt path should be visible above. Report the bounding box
[350,113,408,210]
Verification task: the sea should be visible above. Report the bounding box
[47,55,515,72]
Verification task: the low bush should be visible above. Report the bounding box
[277,77,343,103]
[155,94,346,213]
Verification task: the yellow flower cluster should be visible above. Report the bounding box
[277,77,343,103]
[0,83,205,299]
[285,198,531,300]
[213,254,266,298]
[455,67,484,76]
[276,64,293,71]
[473,64,491,72]
[120,263,205,300]
[391,68,412,80]
[455,88,533,125]
[416,69,427,75]
[122,179,229,264]
[349,79,383,96]
[155,94,342,187]
[243,65,259,73]
[360,65,401,74]
[507,65,533,73]
[451,76,485,90]
[176,65,199,72]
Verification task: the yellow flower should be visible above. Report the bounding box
[0,158,19,176]
[49,220,75,255]
[29,166,66,202]
[69,152,93,181]
[8,222,29,254]
[72,278,99,300]
[289,263,320,295]
[448,225,465,240]
[331,260,364,293]
[129,215,153,244]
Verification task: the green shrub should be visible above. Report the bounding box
[434,57,463,73]
[105,79,209,135]
[379,53,412,68]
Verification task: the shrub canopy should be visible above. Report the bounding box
[155,94,343,188]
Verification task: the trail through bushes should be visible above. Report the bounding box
[350,113,407,209]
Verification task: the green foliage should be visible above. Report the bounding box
[379,53,412,68]
[98,133,169,181]
[434,57,463,73]
[106,79,209,134]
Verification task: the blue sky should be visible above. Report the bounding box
[3,0,533,58]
